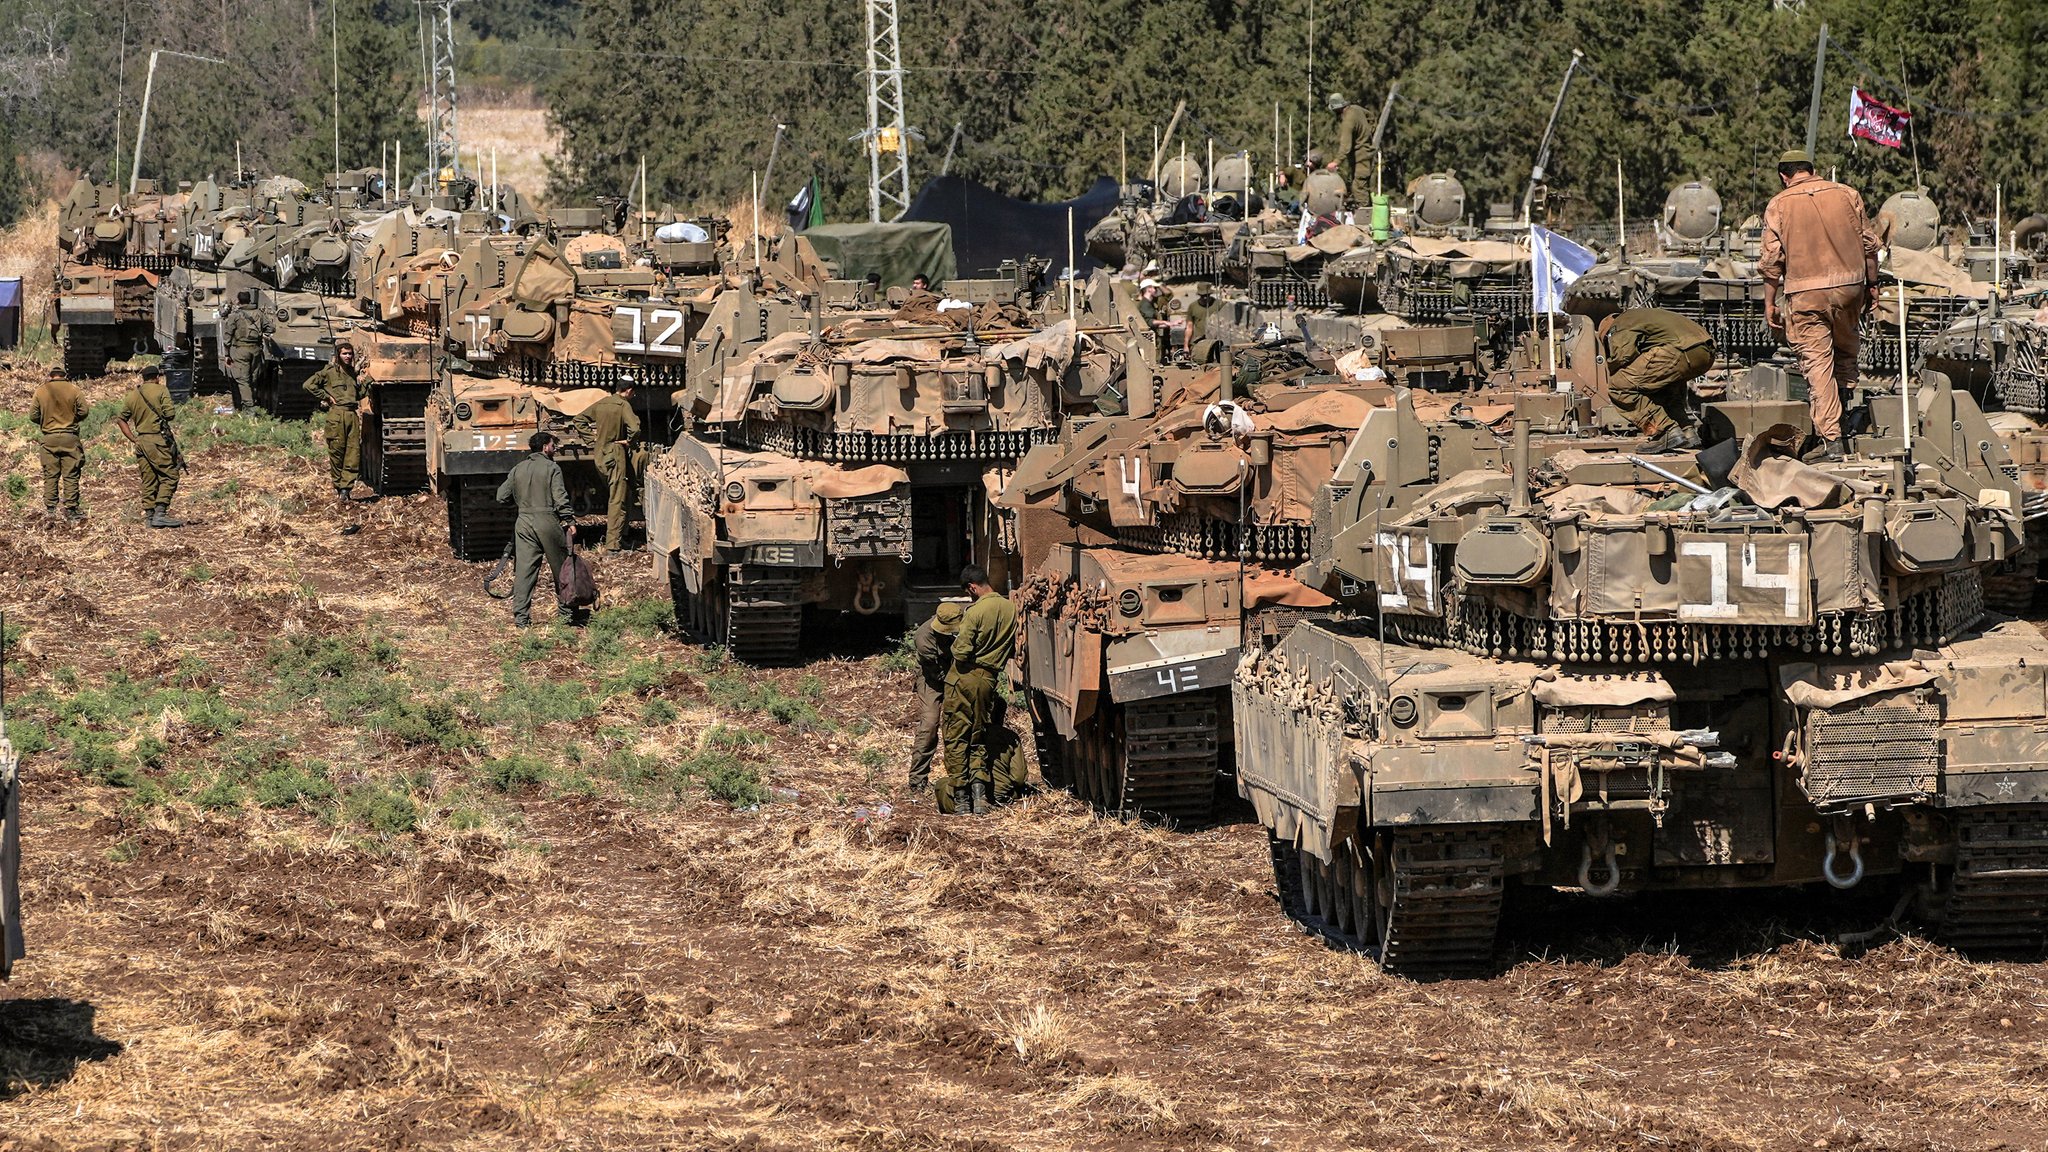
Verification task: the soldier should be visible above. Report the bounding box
[113,365,184,528]
[941,565,1017,815]
[1759,149,1879,460]
[583,381,642,552]
[1185,281,1219,347]
[302,342,365,502]
[29,366,88,522]
[1328,92,1373,200]
[495,431,578,628]
[1599,307,1714,450]
[907,601,964,794]
[220,290,262,410]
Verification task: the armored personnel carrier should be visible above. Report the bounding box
[52,179,182,376]
[1085,155,1241,283]
[1234,369,2047,976]
[647,229,1083,662]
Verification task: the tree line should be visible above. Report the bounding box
[2,1,2046,235]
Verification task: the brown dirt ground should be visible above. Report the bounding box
[0,357,2046,1152]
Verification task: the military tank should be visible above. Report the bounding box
[1234,368,2048,976]
[1002,346,1367,821]
[647,228,1081,662]
[51,178,181,377]
[1085,155,1239,283]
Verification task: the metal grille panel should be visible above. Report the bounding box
[1804,692,1940,808]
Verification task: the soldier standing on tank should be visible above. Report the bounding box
[30,366,88,523]
[302,342,365,502]
[1759,149,1878,461]
[1599,308,1715,450]
[585,381,641,552]
[1186,282,1219,347]
[1328,92,1372,202]
[113,365,184,529]
[941,565,1017,815]
[495,431,577,628]
[907,601,963,794]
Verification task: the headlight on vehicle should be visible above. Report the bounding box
[725,482,746,504]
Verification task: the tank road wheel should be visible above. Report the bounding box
[1370,828,1508,980]
[1343,843,1378,947]
[1268,834,1305,920]
[1935,806,2048,955]
[1028,692,1070,791]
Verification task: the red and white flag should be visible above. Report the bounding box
[1847,87,1910,150]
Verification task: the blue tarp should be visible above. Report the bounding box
[0,278,21,308]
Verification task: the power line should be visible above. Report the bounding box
[484,39,1044,76]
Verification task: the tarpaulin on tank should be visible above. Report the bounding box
[901,175,1120,278]
[809,464,910,499]
[800,222,958,289]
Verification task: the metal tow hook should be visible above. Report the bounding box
[1822,817,1866,890]
[1579,829,1622,898]
[852,569,883,616]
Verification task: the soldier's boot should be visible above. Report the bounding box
[969,781,991,816]
[43,504,57,519]
[64,506,85,524]
[149,504,184,529]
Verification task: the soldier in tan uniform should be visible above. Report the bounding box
[302,343,365,501]
[1759,149,1879,460]
[29,366,88,522]
[113,366,184,528]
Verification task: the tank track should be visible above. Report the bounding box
[725,589,803,665]
[363,415,429,496]
[1939,806,2048,954]
[445,476,517,562]
[1064,694,1219,823]
[1026,692,1070,792]
[258,363,322,422]
[61,329,111,379]
[1374,828,1508,979]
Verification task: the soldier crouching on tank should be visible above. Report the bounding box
[114,365,185,528]
[1598,307,1714,451]
[940,565,1018,815]
[496,431,577,628]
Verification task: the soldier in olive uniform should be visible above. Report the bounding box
[221,291,262,410]
[1328,92,1373,203]
[1598,308,1714,450]
[495,431,577,627]
[30,366,88,522]
[302,342,365,501]
[941,565,1018,815]
[907,601,964,793]
[113,365,184,528]
[1185,282,1219,348]
[583,381,642,552]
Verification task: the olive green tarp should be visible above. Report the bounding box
[800,222,957,288]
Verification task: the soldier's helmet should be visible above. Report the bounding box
[1411,172,1467,228]
[1879,189,1941,251]
[1326,92,1347,111]
[1661,181,1723,244]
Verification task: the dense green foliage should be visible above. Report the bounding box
[544,0,2048,225]
[3,1,2046,227]
[0,112,23,227]
[0,0,421,192]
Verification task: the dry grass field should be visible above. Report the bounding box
[2,207,2047,1150]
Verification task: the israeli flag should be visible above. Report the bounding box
[1531,224,1597,315]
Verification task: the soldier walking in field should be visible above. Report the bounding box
[30,366,88,522]
[583,380,642,552]
[303,342,365,502]
[496,431,577,628]
[1759,149,1879,461]
[941,565,1017,815]
[113,365,184,528]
